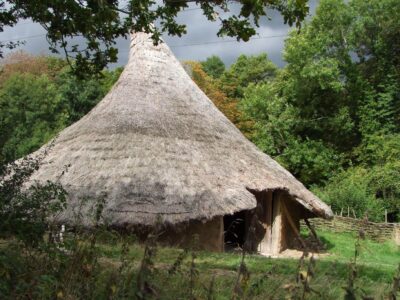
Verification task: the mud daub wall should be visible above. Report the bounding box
[301,216,400,245]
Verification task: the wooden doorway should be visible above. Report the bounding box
[257,190,303,255]
[223,190,303,254]
[258,191,283,254]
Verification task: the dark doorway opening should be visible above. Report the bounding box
[224,211,247,250]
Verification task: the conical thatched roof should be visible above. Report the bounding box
[28,32,333,226]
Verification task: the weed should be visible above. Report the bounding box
[389,264,400,300]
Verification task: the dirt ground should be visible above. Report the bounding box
[260,249,330,259]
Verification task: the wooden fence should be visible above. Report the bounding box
[301,216,400,245]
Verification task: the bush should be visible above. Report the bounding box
[0,148,67,246]
[368,162,400,221]
[313,167,385,222]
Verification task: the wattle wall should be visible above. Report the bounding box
[301,216,400,245]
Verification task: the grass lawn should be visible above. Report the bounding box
[96,230,400,299]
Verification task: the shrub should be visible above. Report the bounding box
[313,167,385,221]
[0,148,67,246]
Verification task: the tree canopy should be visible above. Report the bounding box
[0,0,309,75]
[0,52,122,163]
[241,0,400,221]
[220,53,277,99]
[201,55,225,79]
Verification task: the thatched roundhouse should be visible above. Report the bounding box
[27,32,333,254]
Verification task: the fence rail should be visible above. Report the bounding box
[334,207,394,224]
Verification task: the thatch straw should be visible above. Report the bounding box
[27,32,333,226]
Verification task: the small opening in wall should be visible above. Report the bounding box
[223,210,247,251]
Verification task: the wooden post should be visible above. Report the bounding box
[385,209,388,223]
[304,218,323,249]
[270,193,283,254]
[352,209,356,219]
[280,201,307,250]
[340,208,343,217]
[347,206,350,217]
[259,191,273,254]
[219,216,224,252]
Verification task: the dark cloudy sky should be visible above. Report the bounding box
[0,1,318,68]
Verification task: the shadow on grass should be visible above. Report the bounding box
[319,235,335,250]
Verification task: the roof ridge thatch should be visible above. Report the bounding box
[27,31,333,226]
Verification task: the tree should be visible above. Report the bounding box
[280,0,359,154]
[201,55,225,79]
[0,51,68,84]
[56,66,123,123]
[241,80,342,185]
[0,73,67,163]
[240,0,400,218]
[185,60,254,138]
[0,0,310,75]
[220,53,277,98]
[0,54,122,163]
[242,0,400,175]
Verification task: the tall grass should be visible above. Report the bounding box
[0,155,399,299]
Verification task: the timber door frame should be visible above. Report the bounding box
[259,191,283,255]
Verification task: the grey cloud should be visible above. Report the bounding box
[0,1,318,68]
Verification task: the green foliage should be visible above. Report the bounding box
[281,139,341,186]
[368,162,400,218]
[356,134,400,166]
[241,81,342,185]
[241,81,296,155]
[0,150,67,247]
[196,54,279,138]
[0,51,68,84]
[201,55,225,79]
[56,67,123,123]
[280,0,358,152]
[358,78,400,137]
[0,73,68,162]
[306,139,400,223]
[240,0,400,219]
[280,0,400,152]
[220,53,277,98]
[0,55,122,163]
[313,168,384,222]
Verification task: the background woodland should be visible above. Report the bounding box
[0,0,399,222]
